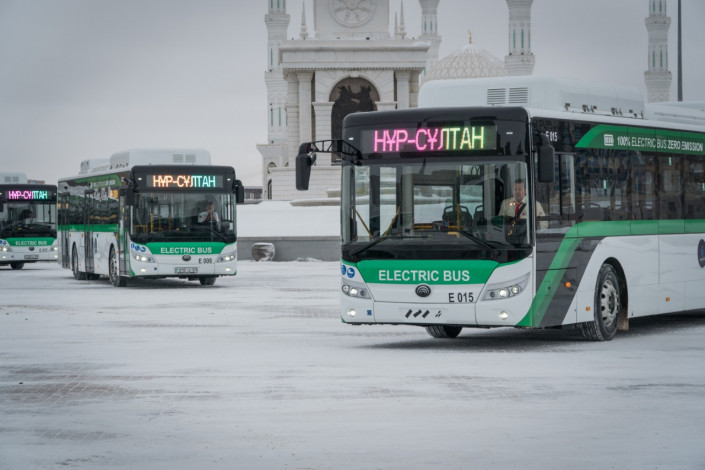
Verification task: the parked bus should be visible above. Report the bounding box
[296,76,705,341]
[0,172,58,269]
[58,149,244,286]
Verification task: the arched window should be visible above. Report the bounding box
[329,78,380,164]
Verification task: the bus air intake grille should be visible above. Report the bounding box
[486,88,507,105]
[508,87,529,104]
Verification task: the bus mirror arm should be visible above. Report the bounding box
[297,140,362,190]
[537,133,555,183]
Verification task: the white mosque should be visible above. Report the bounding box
[258,0,671,201]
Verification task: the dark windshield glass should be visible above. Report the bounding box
[0,201,57,238]
[341,159,534,262]
[130,192,235,244]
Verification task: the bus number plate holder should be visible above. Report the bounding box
[24,255,39,260]
[175,267,198,274]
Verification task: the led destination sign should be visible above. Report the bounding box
[145,174,224,189]
[364,125,497,154]
[6,190,50,201]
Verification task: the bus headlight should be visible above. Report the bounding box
[1,246,12,253]
[482,274,529,301]
[217,251,236,262]
[342,281,370,299]
[134,254,155,263]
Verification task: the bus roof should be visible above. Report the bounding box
[419,76,646,119]
[78,148,211,175]
[0,172,28,184]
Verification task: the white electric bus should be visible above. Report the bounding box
[58,149,244,286]
[296,76,705,340]
[0,173,58,269]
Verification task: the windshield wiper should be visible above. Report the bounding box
[349,233,401,257]
[456,230,497,250]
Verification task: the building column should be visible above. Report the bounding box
[395,70,411,109]
[286,73,300,166]
[313,102,334,166]
[409,71,421,107]
[297,71,314,155]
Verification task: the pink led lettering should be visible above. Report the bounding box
[372,126,487,153]
[6,190,48,200]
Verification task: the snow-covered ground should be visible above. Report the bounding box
[2,262,705,469]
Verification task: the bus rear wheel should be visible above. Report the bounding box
[425,325,463,338]
[579,264,622,341]
[71,246,87,280]
[10,262,24,270]
[109,247,126,287]
[199,276,216,286]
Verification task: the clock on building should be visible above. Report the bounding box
[328,0,376,27]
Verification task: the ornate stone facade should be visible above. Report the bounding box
[644,0,672,103]
[259,0,433,201]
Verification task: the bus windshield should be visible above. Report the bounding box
[130,192,235,244]
[0,201,57,238]
[341,159,534,262]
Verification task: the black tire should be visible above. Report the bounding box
[425,325,463,338]
[579,264,622,341]
[10,262,25,270]
[71,246,87,280]
[199,276,216,286]
[109,247,126,287]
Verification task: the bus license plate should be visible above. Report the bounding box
[175,267,198,274]
[24,255,39,260]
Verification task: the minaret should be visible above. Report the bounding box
[504,0,535,76]
[265,1,290,145]
[419,0,441,79]
[644,0,672,102]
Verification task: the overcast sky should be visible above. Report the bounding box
[1,0,703,186]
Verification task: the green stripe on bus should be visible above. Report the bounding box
[352,259,499,285]
[571,219,705,237]
[6,237,56,247]
[59,224,119,232]
[146,242,228,255]
[519,237,582,327]
[576,124,705,155]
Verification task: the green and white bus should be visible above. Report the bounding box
[296,76,705,340]
[0,173,58,269]
[58,149,244,286]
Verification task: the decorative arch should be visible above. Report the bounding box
[329,77,380,163]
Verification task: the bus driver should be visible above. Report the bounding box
[498,178,548,229]
[198,202,221,230]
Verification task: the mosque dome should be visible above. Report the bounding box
[425,40,506,82]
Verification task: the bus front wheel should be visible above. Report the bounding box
[199,276,216,286]
[109,247,126,287]
[10,262,24,270]
[425,325,463,338]
[579,264,622,341]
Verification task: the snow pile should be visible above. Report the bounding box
[237,200,339,238]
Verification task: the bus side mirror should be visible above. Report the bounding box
[120,187,135,206]
[537,135,555,183]
[296,144,316,191]
[235,179,244,204]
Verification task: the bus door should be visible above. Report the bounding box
[59,192,70,268]
[118,191,130,276]
[83,189,95,274]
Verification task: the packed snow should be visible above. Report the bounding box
[1,262,705,469]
